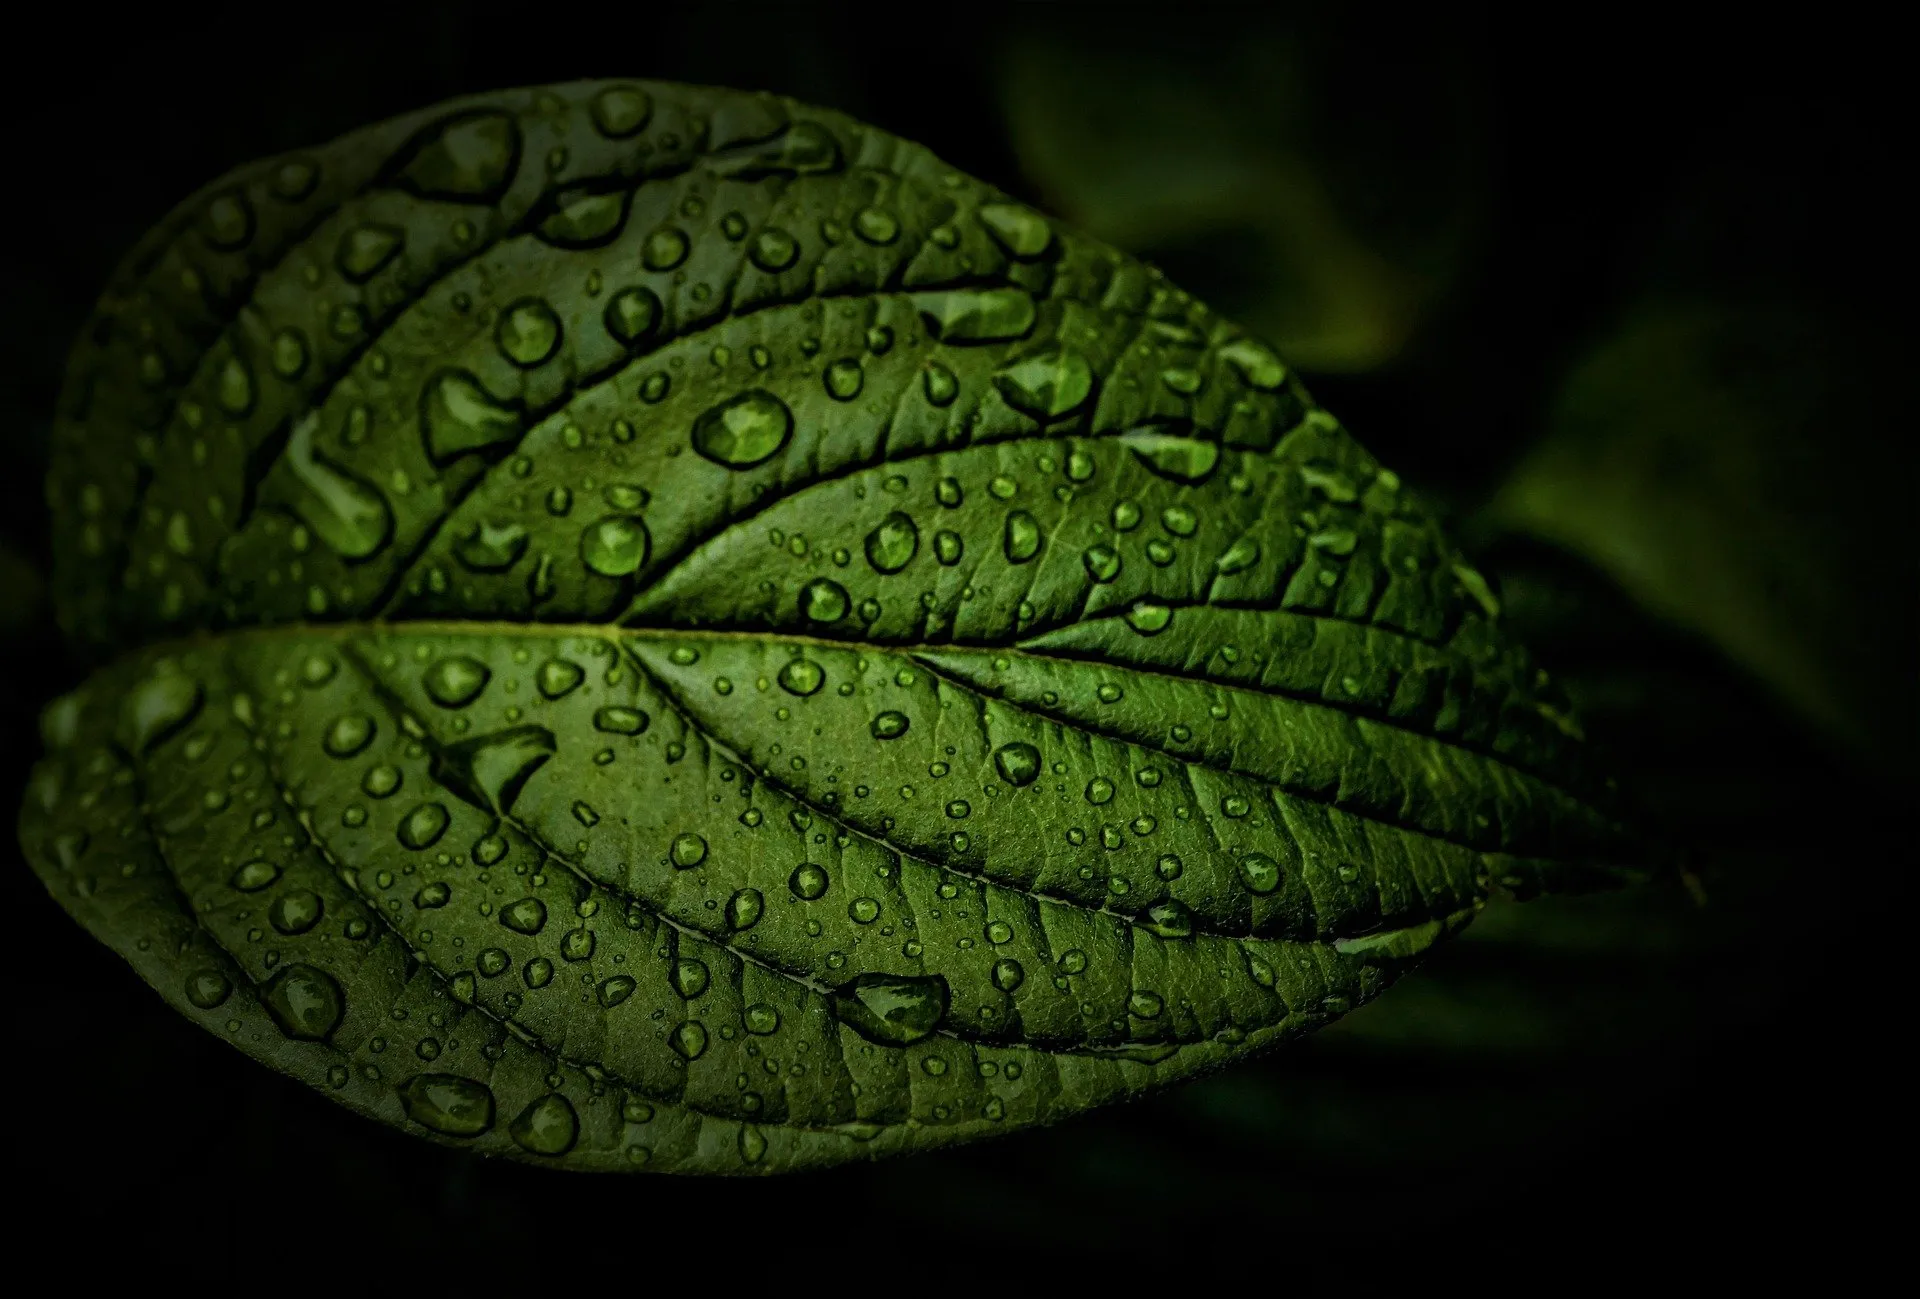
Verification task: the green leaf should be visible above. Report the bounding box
[20,79,1631,1174]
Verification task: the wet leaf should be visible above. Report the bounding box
[20,79,1629,1175]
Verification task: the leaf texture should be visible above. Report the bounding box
[21,79,1632,1173]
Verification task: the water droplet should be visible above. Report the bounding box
[1218,337,1287,390]
[1238,853,1282,895]
[604,285,662,347]
[269,889,324,935]
[581,515,650,577]
[539,187,630,246]
[496,298,562,368]
[993,348,1093,418]
[524,957,554,988]
[1085,777,1115,805]
[1002,511,1041,563]
[454,520,530,571]
[923,363,959,406]
[929,530,964,565]
[1128,990,1165,1019]
[727,888,764,930]
[864,511,919,573]
[230,859,281,892]
[600,975,637,1007]
[282,411,392,559]
[669,832,707,869]
[271,328,309,379]
[743,1004,781,1035]
[509,1093,579,1156]
[870,711,910,740]
[1082,544,1122,583]
[977,203,1053,257]
[593,706,649,735]
[185,970,231,1009]
[400,1073,497,1136]
[749,228,799,271]
[362,765,402,798]
[833,973,950,1046]
[424,656,490,707]
[849,896,881,924]
[642,226,689,271]
[400,112,519,199]
[776,658,825,697]
[416,882,451,909]
[263,964,344,1040]
[692,390,793,468]
[1215,538,1260,574]
[398,802,451,850]
[591,85,653,138]
[1160,506,1198,537]
[1058,949,1088,974]
[336,224,403,282]
[120,669,203,755]
[1122,428,1220,483]
[671,958,710,1000]
[1125,601,1172,635]
[434,725,556,815]
[671,1021,709,1060]
[789,862,830,899]
[536,659,584,699]
[910,288,1036,342]
[1143,899,1193,939]
[824,357,864,401]
[422,370,521,466]
[1453,563,1502,618]
[201,189,254,248]
[799,578,850,623]
[854,206,899,244]
[501,897,548,935]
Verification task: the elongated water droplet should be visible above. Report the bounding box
[1003,511,1041,563]
[539,187,630,247]
[833,973,949,1046]
[397,802,451,850]
[120,670,203,754]
[978,203,1053,257]
[422,371,521,466]
[399,1073,496,1136]
[910,288,1036,343]
[434,725,555,814]
[593,706,648,735]
[1218,337,1288,390]
[1122,428,1220,483]
[993,348,1092,418]
[284,411,392,560]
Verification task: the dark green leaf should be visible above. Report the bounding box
[20,79,1630,1174]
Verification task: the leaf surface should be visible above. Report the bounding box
[21,79,1630,1172]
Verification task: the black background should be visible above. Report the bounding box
[4,2,1903,1265]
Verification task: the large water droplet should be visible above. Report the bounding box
[397,802,451,850]
[230,859,281,892]
[789,862,830,900]
[692,390,792,468]
[285,411,392,560]
[538,187,631,247]
[1143,899,1194,939]
[1218,337,1288,391]
[400,112,520,200]
[590,85,653,138]
[708,121,842,179]
[727,888,764,930]
[977,203,1053,257]
[910,288,1036,343]
[604,286,662,347]
[120,669,203,754]
[509,1093,579,1156]
[993,348,1092,418]
[670,832,708,868]
[581,515,650,577]
[497,299,562,368]
[1121,428,1220,483]
[1003,511,1041,564]
[833,973,949,1046]
[263,964,344,1040]
[434,725,555,815]
[424,656,490,707]
[671,958,710,999]
[864,511,919,573]
[1238,853,1282,895]
[992,741,1041,786]
[422,370,522,466]
[336,224,404,282]
[799,578,850,623]
[269,890,324,935]
[777,658,825,696]
[399,1073,496,1136]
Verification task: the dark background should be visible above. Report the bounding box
[4,2,1906,1263]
